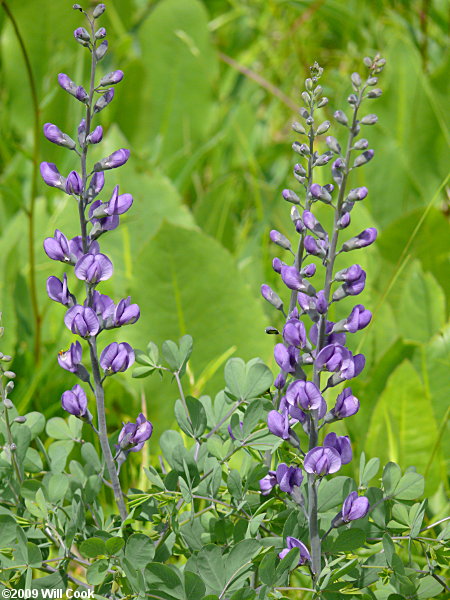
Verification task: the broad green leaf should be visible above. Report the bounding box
[87,559,109,586]
[0,515,17,548]
[416,575,444,599]
[106,537,125,556]
[224,357,272,401]
[174,395,207,438]
[365,361,442,495]
[382,462,402,497]
[183,571,205,600]
[317,476,355,512]
[46,417,72,440]
[195,545,226,595]
[47,473,69,503]
[330,529,366,553]
[125,533,155,570]
[145,562,183,596]
[79,537,107,559]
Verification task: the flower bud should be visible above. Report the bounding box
[62,384,90,419]
[292,121,306,134]
[363,57,372,67]
[14,416,27,423]
[351,72,362,87]
[93,148,130,172]
[43,123,76,150]
[347,94,358,105]
[74,27,90,45]
[99,70,124,86]
[301,91,311,104]
[4,397,13,409]
[353,150,374,167]
[303,210,327,239]
[334,110,348,126]
[299,107,309,119]
[95,27,107,39]
[100,342,135,374]
[353,138,369,150]
[310,183,332,203]
[86,126,103,144]
[317,97,328,108]
[73,3,82,9]
[5,381,14,394]
[93,88,114,113]
[360,114,378,125]
[58,74,88,103]
[316,120,330,135]
[281,266,315,295]
[367,76,378,85]
[270,230,291,251]
[93,3,106,18]
[272,257,284,273]
[367,88,382,98]
[292,142,310,156]
[348,187,368,201]
[326,136,341,154]
[261,285,284,311]
[301,263,316,278]
[87,172,105,201]
[95,40,108,60]
[40,162,66,190]
[282,189,300,204]
[314,153,332,166]
[294,163,306,176]
[65,170,83,195]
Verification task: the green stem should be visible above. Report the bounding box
[1,1,42,363]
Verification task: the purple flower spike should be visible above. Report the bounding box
[64,305,100,337]
[114,297,140,326]
[93,88,115,113]
[342,491,370,522]
[100,342,135,374]
[75,252,113,284]
[61,384,88,419]
[267,410,290,440]
[93,148,130,172]
[65,170,83,195]
[88,172,105,200]
[301,264,316,278]
[259,471,277,495]
[332,388,360,419]
[304,446,342,476]
[315,290,328,314]
[278,537,311,565]
[43,123,76,149]
[47,274,75,307]
[304,235,324,257]
[286,380,323,412]
[58,73,88,103]
[117,413,153,452]
[281,266,303,291]
[276,463,303,493]
[323,432,352,464]
[342,228,377,252]
[274,343,299,373]
[58,341,82,373]
[283,318,306,348]
[40,162,66,190]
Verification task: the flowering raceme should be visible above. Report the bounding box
[40,3,151,520]
[260,57,385,580]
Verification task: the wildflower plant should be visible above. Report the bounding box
[0,3,448,598]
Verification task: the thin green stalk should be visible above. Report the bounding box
[1,1,42,363]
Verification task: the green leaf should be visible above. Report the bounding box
[87,559,109,585]
[48,440,74,473]
[225,539,260,587]
[47,473,69,503]
[361,457,380,487]
[382,462,402,496]
[394,471,425,500]
[382,534,396,566]
[224,358,272,401]
[174,396,207,438]
[23,447,43,473]
[259,550,277,586]
[162,335,193,374]
[330,529,366,553]
[46,417,72,440]
[132,365,155,378]
[366,361,442,495]
[195,545,226,595]
[416,575,444,598]
[79,537,107,558]
[183,570,205,600]
[145,562,183,595]
[227,470,242,501]
[23,412,45,439]
[81,442,102,472]
[318,477,355,512]
[125,533,155,570]
[0,515,18,548]
[396,261,446,343]
[106,536,125,556]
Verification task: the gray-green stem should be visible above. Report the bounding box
[76,16,127,520]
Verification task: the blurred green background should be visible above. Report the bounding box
[0,0,448,499]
